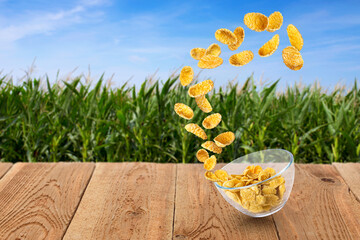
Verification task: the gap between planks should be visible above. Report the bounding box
[271,215,281,240]
[0,163,13,180]
[61,162,97,239]
[333,162,360,203]
[171,164,178,239]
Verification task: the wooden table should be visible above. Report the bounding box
[0,163,359,240]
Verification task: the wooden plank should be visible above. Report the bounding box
[0,162,94,240]
[0,163,12,179]
[173,164,279,240]
[63,162,176,240]
[333,163,360,200]
[272,164,360,240]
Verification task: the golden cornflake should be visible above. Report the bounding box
[215,169,229,182]
[244,165,255,173]
[174,103,194,120]
[235,181,246,187]
[179,66,194,86]
[185,123,207,140]
[248,204,264,213]
[215,28,237,45]
[196,149,209,163]
[195,95,212,113]
[244,12,268,32]
[201,141,222,154]
[258,34,280,57]
[205,43,221,57]
[265,194,279,206]
[258,170,270,181]
[225,190,241,204]
[243,165,261,179]
[229,50,254,67]
[188,80,214,98]
[223,179,242,193]
[202,113,222,129]
[240,197,250,209]
[266,12,283,32]
[254,166,263,174]
[287,24,303,51]
[223,179,238,188]
[262,186,277,195]
[204,171,219,182]
[198,55,223,69]
[282,46,304,71]
[263,167,276,177]
[231,174,242,179]
[245,171,258,180]
[278,183,286,198]
[256,194,266,205]
[240,188,256,202]
[190,48,206,60]
[214,131,235,147]
[262,205,272,211]
[204,155,217,171]
[268,176,285,188]
[228,27,245,51]
[240,177,253,185]
[250,185,260,195]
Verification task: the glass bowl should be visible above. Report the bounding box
[215,149,295,218]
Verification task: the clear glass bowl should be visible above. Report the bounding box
[215,149,295,218]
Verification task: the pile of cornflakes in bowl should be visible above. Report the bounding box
[209,165,285,213]
[214,150,295,217]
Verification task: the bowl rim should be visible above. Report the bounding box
[214,149,294,190]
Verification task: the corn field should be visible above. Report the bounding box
[0,75,359,163]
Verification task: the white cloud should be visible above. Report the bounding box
[0,1,106,45]
[48,6,84,20]
[0,11,80,43]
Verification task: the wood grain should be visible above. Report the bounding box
[333,163,360,200]
[0,163,12,179]
[173,164,279,240]
[0,162,94,240]
[63,163,176,240]
[272,164,360,240]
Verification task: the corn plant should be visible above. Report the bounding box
[0,75,359,163]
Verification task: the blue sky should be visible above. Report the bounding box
[0,0,359,89]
